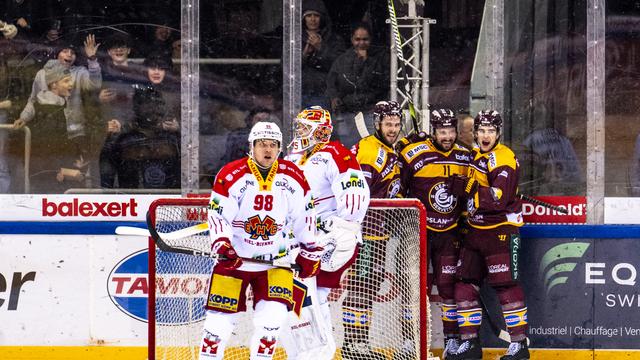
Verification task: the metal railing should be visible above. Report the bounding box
[0,124,31,193]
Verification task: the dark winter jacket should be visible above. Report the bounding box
[301,0,346,97]
[326,45,389,113]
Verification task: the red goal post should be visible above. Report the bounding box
[147,197,429,360]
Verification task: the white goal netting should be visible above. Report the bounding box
[148,198,428,360]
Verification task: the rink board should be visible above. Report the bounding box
[1,194,640,359]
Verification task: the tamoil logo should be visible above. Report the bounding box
[108,249,212,324]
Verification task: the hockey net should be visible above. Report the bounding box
[148,198,428,360]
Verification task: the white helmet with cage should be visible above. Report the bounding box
[289,106,333,153]
[248,121,282,159]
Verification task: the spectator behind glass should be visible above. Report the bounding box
[143,52,179,132]
[0,27,17,192]
[630,133,640,196]
[220,108,272,165]
[523,128,584,195]
[13,34,101,192]
[99,85,180,189]
[90,33,146,187]
[141,22,176,59]
[301,0,346,109]
[22,62,89,193]
[326,22,389,148]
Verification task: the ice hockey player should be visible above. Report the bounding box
[447,110,529,360]
[199,121,322,360]
[397,108,470,358]
[348,100,403,360]
[286,106,370,359]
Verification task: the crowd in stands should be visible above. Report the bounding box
[0,0,395,193]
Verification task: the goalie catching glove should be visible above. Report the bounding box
[296,245,323,278]
[211,237,243,269]
[447,174,477,197]
[317,216,361,271]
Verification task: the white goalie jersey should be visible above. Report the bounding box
[207,157,317,270]
[286,141,370,225]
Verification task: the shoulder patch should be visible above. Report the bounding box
[213,158,249,196]
[402,142,430,162]
[322,141,360,173]
[277,159,311,193]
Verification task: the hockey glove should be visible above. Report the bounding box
[211,237,243,269]
[295,245,323,278]
[448,174,478,197]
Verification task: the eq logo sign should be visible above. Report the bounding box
[538,242,590,294]
[107,250,212,324]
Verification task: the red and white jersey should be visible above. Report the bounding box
[208,157,316,270]
[286,141,370,224]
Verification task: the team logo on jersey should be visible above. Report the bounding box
[208,197,224,215]
[245,215,278,240]
[429,181,456,214]
[388,178,401,198]
[341,172,365,190]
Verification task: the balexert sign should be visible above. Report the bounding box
[0,194,180,221]
[42,198,138,217]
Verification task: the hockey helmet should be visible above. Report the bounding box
[430,108,457,133]
[289,106,333,153]
[249,121,283,146]
[373,100,403,125]
[474,110,502,133]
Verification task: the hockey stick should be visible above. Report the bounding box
[115,221,209,240]
[478,292,511,343]
[518,194,568,214]
[142,212,300,270]
[354,112,370,138]
[388,0,420,134]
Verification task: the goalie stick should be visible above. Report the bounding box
[388,0,420,134]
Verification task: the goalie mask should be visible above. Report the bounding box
[248,121,283,167]
[289,106,333,153]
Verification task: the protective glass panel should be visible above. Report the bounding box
[605,4,640,197]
